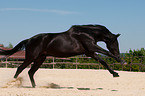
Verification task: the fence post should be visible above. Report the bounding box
[98,60,100,69]
[5,58,8,68]
[139,56,143,72]
[130,57,132,71]
[76,57,78,69]
[122,63,123,71]
[122,57,124,71]
[53,57,55,69]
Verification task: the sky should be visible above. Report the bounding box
[0,0,145,53]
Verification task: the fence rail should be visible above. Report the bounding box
[0,56,145,72]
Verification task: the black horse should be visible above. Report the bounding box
[0,24,123,88]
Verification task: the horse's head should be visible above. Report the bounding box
[106,34,123,62]
[107,34,120,56]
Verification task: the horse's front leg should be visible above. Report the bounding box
[84,42,122,63]
[86,52,119,77]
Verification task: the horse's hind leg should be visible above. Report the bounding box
[14,59,33,78]
[28,55,46,88]
[86,52,119,77]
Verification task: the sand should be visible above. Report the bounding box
[0,68,145,96]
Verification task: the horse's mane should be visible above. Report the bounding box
[70,24,113,35]
[72,24,107,28]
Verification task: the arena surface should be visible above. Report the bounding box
[0,68,145,96]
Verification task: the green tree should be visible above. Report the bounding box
[126,48,145,57]
[125,48,145,71]
[7,43,13,48]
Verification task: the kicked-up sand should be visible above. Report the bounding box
[0,68,145,96]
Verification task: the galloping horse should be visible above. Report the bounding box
[0,25,123,88]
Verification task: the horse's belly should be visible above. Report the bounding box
[46,45,85,57]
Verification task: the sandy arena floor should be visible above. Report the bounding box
[0,68,145,96]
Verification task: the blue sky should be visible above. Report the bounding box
[0,0,145,53]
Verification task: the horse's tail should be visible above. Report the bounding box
[0,39,28,56]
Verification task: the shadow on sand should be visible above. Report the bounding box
[22,83,118,91]
[21,83,118,91]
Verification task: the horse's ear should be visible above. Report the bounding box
[116,34,121,38]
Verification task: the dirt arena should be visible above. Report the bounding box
[0,68,145,96]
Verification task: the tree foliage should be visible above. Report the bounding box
[7,43,13,48]
[126,48,145,57]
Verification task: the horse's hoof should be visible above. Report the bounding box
[113,72,119,77]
